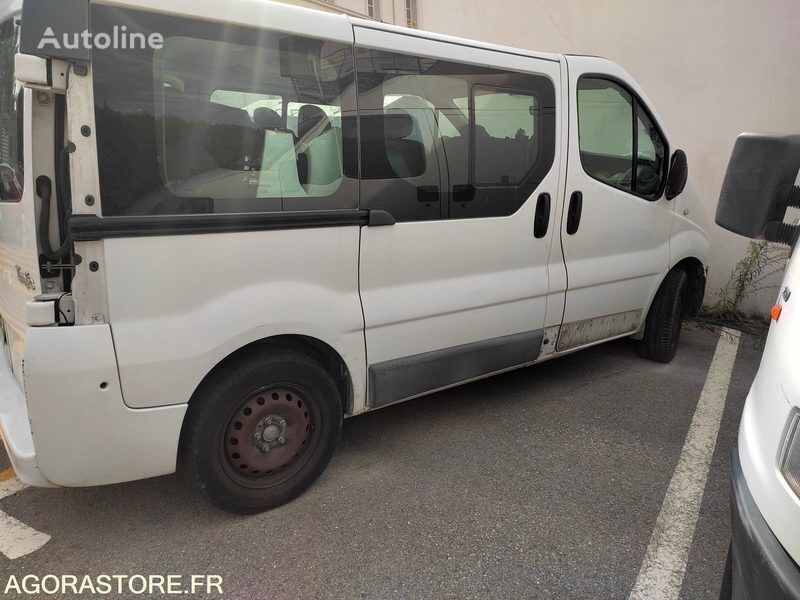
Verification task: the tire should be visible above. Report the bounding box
[180,349,342,514]
[638,268,689,363]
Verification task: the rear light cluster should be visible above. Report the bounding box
[781,411,800,499]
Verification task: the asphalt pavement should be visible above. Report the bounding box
[0,325,763,599]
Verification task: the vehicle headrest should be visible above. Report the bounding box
[359,113,415,142]
[253,107,284,131]
[203,102,254,128]
[298,105,332,140]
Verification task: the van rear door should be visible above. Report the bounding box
[0,12,41,384]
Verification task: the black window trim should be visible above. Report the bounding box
[576,73,669,202]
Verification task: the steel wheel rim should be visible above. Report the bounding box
[220,385,319,489]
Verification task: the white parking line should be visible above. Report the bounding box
[0,477,51,559]
[629,328,740,600]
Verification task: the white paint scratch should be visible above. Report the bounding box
[629,328,740,600]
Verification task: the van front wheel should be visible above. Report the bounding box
[181,349,342,514]
[638,268,689,363]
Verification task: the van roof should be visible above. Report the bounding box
[347,16,561,63]
[94,0,563,63]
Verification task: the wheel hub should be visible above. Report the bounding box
[253,416,287,452]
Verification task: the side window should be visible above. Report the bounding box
[473,87,537,186]
[91,6,358,216]
[635,108,667,197]
[577,77,667,199]
[577,78,633,192]
[356,48,556,222]
[0,18,23,203]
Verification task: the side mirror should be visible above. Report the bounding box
[665,149,688,200]
[716,133,800,243]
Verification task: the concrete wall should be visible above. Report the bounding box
[418,0,800,313]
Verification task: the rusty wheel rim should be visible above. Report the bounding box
[221,386,317,488]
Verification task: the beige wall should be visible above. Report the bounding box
[415,0,800,312]
[274,0,415,26]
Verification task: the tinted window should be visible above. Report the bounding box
[578,77,667,199]
[0,18,23,203]
[356,48,556,221]
[473,87,538,186]
[92,6,357,216]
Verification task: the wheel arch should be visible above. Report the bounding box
[672,256,706,317]
[185,334,355,417]
[634,257,706,341]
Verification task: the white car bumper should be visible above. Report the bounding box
[0,323,187,488]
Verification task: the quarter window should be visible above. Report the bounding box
[577,77,667,199]
[92,6,357,216]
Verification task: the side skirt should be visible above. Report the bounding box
[368,330,543,409]
[556,309,643,352]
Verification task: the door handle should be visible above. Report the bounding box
[566,191,583,235]
[534,193,551,238]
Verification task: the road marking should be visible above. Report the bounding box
[0,468,14,483]
[629,328,740,600]
[0,477,51,559]
[0,477,25,500]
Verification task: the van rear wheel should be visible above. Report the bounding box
[181,349,342,514]
[638,268,689,363]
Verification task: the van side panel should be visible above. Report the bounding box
[102,228,367,412]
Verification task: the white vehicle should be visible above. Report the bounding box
[0,0,709,513]
[716,133,800,598]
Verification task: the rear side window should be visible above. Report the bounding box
[91,6,358,216]
[356,48,556,221]
[577,77,667,199]
[0,18,23,203]
[473,87,538,187]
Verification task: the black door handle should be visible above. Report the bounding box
[566,191,583,235]
[534,193,551,238]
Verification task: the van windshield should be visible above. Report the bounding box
[0,17,23,202]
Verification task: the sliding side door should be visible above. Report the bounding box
[356,28,564,408]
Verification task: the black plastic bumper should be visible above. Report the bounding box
[730,447,800,600]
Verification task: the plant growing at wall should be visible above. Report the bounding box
[696,240,789,337]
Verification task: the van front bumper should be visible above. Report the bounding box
[731,447,800,600]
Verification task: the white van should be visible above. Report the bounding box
[716,133,800,598]
[0,0,709,512]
